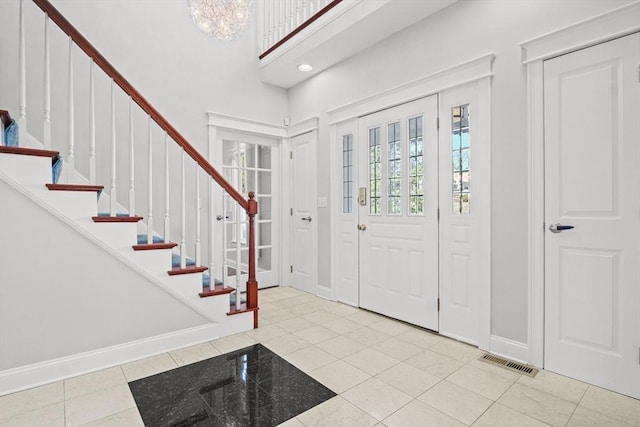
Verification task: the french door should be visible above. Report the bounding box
[357,96,439,330]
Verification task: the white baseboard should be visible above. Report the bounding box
[0,323,223,397]
[489,335,530,364]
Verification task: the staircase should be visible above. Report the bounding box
[0,0,259,396]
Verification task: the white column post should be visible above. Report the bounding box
[43,15,51,149]
[164,132,170,242]
[109,80,116,215]
[222,193,229,286]
[66,38,75,183]
[18,0,27,140]
[146,116,154,243]
[195,167,201,266]
[89,61,96,184]
[180,149,186,268]
[128,98,135,215]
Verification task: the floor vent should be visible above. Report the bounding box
[478,353,539,378]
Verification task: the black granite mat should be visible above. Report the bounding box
[128,343,336,426]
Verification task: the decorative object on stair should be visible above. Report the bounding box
[187,0,252,40]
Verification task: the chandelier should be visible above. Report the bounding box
[187,0,251,40]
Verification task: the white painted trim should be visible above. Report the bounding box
[287,116,319,137]
[521,2,638,368]
[489,335,529,364]
[327,54,495,125]
[0,323,222,396]
[207,112,287,138]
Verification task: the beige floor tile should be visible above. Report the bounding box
[497,383,576,427]
[369,318,413,336]
[293,325,338,344]
[396,329,443,348]
[275,316,317,333]
[375,362,441,397]
[311,360,371,393]
[283,346,337,372]
[429,339,483,363]
[418,380,493,425]
[467,359,522,381]
[81,407,145,426]
[262,333,312,355]
[323,302,361,317]
[296,396,378,427]
[245,323,289,342]
[567,405,634,427]
[579,386,640,426]
[169,342,221,367]
[323,317,365,334]
[121,353,177,382]
[316,335,367,359]
[370,337,424,361]
[383,400,465,427]
[0,381,63,421]
[517,370,588,404]
[344,310,386,326]
[472,403,550,427]
[405,349,464,378]
[65,367,128,401]
[342,378,413,421]
[447,364,515,400]
[65,383,136,427]
[0,401,64,427]
[210,332,256,354]
[343,347,400,376]
[344,326,392,347]
[260,309,299,324]
[277,417,306,427]
[302,310,342,324]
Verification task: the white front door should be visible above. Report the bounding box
[357,96,439,330]
[290,131,317,294]
[544,33,640,399]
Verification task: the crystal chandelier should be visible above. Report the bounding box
[187,0,251,40]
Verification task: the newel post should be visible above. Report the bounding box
[247,191,259,328]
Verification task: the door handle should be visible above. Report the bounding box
[301,216,312,222]
[549,223,575,233]
[357,224,367,231]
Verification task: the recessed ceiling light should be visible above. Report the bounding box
[297,63,313,72]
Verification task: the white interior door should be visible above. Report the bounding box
[357,96,439,330]
[290,131,317,294]
[544,33,640,399]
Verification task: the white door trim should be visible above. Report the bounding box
[328,55,494,351]
[521,0,640,368]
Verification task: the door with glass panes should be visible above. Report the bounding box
[357,95,439,330]
[221,138,279,289]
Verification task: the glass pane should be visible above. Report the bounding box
[257,222,271,247]
[452,104,470,214]
[257,145,271,169]
[258,247,272,271]
[369,128,381,214]
[408,116,424,215]
[258,171,271,195]
[387,122,401,215]
[342,134,353,214]
[257,196,271,221]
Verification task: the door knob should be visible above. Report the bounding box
[357,224,367,231]
[549,223,575,233]
[301,216,312,222]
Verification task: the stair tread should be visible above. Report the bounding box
[132,242,177,251]
[199,285,235,298]
[167,265,208,276]
[92,214,143,223]
[172,254,196,268]
[202,274,223,287]
[0,146,59,158]
[227,303,257,316]
[137,234,164,244]
[46,183,104,192]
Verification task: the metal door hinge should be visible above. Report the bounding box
[437,208,440,221]
[290,151,293,159]
[290,208,293,216]
[437,117,440,130]
[290,265,293,273]
[437,298,440,311]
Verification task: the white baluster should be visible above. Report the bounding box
[164,132,170,242]
[109,80,116,215]
[128,98,135,214]
[296,0,301,28]
[195,167,201,266]
[222,193,229,286]
[43,15,51,149]
[18,0,26,141]
[309,0,315,17]
[89,61,96,184]
[262,0,268,52]
[146,116,153,243]
[65,38,76,183]
[302,0,308,22]
[283,0,290,36]
[235,200,241,309]
[276,0,282,42]
[180,149,186,268]
[208,170,215,285]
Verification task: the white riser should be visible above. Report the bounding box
[161,273,204,298]
[40,191,98,220]
[77,219,139,250]
[124,249,173,273]
[0,155,51,186]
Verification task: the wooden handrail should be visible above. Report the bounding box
[32,0,248,211]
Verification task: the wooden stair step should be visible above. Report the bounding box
[92,214,143,223]
[0,146,59,158]
[46,183,104,192]
[167,265,208,276]
[227,304,258,316]
[132,242,178,251]
[199,285,235,298]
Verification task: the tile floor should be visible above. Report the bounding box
[1,286,639,426]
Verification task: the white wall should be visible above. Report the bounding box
[0,178,208,371]
[287,0,632,344]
